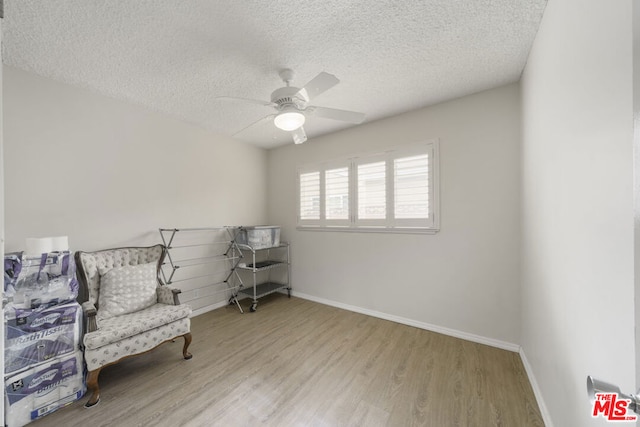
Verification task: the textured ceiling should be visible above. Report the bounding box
[2,0,547,149]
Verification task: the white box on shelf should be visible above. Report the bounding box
[236,226,281,250]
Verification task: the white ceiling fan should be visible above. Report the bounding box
[217,69,366,144]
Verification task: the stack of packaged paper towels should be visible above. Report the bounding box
[3,236,85,427]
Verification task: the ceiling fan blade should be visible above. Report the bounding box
[233,114,276,137]
[291,126,307,145]
[307,106,365,124]
[296,72,340,101]
[216,96,275,107]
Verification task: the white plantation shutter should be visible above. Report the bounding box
[296,141,439,232]
[325,167,349,221]
[299,171,320,221]
[357,161,386,221]
[394,154,429,220]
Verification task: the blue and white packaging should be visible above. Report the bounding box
[4,302,82,375]
[4,251,78,311]
[4,350,85,427]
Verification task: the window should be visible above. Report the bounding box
[394,154,430,222]
[325,167,349,221]
[297,141,439,233]
[299,171,320,221]
[357,161,386,220]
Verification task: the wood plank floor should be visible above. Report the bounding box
[30,295,543,426]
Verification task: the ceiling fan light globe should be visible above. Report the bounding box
[274,111,305,131]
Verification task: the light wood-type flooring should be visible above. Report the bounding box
[30,294,543,426]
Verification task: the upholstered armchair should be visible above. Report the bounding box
[75,245,192,407]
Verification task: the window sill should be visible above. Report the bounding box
[296,225,439,235]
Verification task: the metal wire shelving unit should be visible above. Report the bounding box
[159,227,245,312]
[234,242,291,312]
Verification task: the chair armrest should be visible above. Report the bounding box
[157,285,182,305]
[82,301,98,333]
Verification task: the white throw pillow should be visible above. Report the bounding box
[98,262,158,320]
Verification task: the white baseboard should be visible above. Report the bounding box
[189,293,252,317]
[519,348,553,427]
[190,300,230,317]
[292,291,520,353]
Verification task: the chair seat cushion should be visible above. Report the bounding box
[83,317,190,371]
[84,303,191,350]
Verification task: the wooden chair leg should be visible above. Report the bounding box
[84,368,101,408]
[183,332,193,360]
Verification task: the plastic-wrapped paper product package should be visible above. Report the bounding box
[236,226,281,249]
[4,350,85,427]
[4,252,78,311]
[4,253,22,295]
[4,302,82,375]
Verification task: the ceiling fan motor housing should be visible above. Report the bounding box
[271,86,307,110]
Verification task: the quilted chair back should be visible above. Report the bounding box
[75,245,165,308]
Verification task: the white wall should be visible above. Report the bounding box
[267,83,522,347]
[635,0,640,391]
[1,13,6,423]
[3,66,268,312]
[520,0,635,426]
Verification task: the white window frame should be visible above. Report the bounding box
[296,140,440,234]
[296,160,352,228]
[322,160,351,227]
[354,153,388,227]
[390,144,435,229]
[297,168,321,227]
